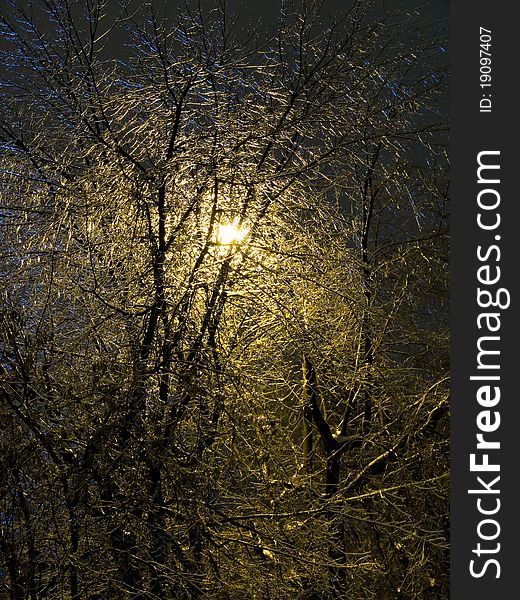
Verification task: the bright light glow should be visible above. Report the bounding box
[216,220,248,245]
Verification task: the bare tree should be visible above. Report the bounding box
[0,1,448,598]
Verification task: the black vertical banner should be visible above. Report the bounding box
[451,2,518,598]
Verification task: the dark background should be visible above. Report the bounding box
[451,1,518,598]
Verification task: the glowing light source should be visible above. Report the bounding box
[216,219,248,245]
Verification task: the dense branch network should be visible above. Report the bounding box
[0,1,448,598]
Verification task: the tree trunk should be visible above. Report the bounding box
[326,451,347,599]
